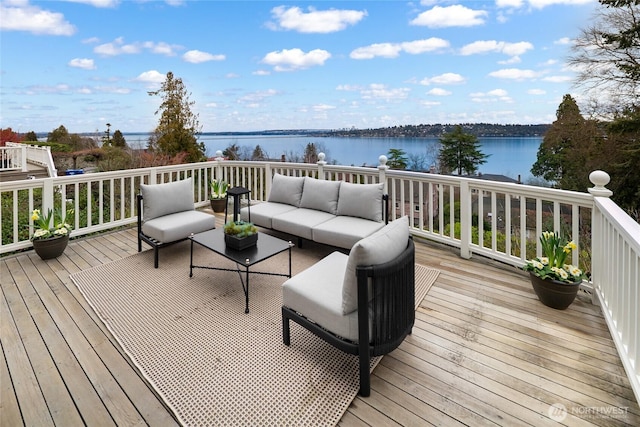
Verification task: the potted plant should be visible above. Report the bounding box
[209,178,229,213]
[30,208,73,260]
[523,231,584,309]
[223,220,258,250]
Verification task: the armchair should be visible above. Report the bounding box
[281,216,415,396]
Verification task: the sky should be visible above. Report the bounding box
[0,0,598,134]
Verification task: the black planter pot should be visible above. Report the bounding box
[32,234,69,260]
[529,272,581,310]
[224,233,258,251]
[210,198,226,213]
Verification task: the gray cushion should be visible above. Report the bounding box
[299,177,341,214]
[141,178,194,221]
[312,216,385,249]
[268,173,305,207]
[282,252,360,341]
[271,208,334,240]
[240,202,297,229]
[341,216,409,314]
[336,182,384,222]
[141,210,215,243]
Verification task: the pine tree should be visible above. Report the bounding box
[438,125,488,175]
[148,72,204,163]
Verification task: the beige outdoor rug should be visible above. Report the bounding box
[71,237,439,427]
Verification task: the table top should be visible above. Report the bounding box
[190,228,292,266]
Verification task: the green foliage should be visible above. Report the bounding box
[23,131,38,142]
[111,130,127,148]
[148,71,204,163]
[223,220,257,237]
[209,179,229,199]
[438,125,489,175]
[386,148,408,170]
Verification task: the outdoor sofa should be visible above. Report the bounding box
[137,177,216,268]
[240,173,389,249]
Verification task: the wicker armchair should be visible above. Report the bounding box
[281,217,415,396]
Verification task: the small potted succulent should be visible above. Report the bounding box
[209,178,229,213]
[223,220,258,250]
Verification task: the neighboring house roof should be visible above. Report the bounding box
[464,173,521,184]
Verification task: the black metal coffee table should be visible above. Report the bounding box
[189,229,293,313]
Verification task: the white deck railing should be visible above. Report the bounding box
[0,156,637,403]
[0,142,57,177]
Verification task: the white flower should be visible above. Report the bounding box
[540,257,549,265]
[33,229,49,238]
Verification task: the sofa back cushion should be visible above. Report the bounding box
[299,177,341,214]
[140,178,194,221]
[337,182,384,222]
[341,216,409,314]
[268,173,305,207]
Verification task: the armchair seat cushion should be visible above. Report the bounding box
[141,210,214,243]
[312,216,385,249]
[282,252,360,341]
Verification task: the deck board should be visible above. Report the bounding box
[2,214,639,426]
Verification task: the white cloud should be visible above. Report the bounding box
[134,70,166,84]
[238,89,278,105]
[350,43,403,59]
[528,89,547,95]
[64,0,119,7]
[351,38,448,59]
[427,88,451,96]
[420,73,466,85]
[361,84,410,101]
[460,40,533,56]
[542,75,573,83]
[312,104,336,112]
[528,0,593,9]
[554,37,572,45]
[470,89,513,103]
[183,50,225,63]
[261,48,331,71]
[488,68,540,80]
[269,6,367,33]
[68,58,96,70]
[95,38,181,56]
[496,0,525,7]
[0,2,76,35]
[410,5,488,28]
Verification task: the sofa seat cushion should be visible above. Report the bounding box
[282,252,360,342]
[271,208,335,240]
[342,216,409,314]
[312,216,385,249]
[240,202,297,229]
[141,178,194,221]
[268,174,305,207]
[141,210,215,243]
[337,182,384,222]
[299,177,341,214]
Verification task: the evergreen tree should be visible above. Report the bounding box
[531,94,600,190]
[47,125,69,143]
[111,130,127,148]
[386,148,408,170]
[148,71,204,163]
[438,125,488,175]
[252,144,267,160]
[23,131,38,142]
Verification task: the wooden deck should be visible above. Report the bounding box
[2,213,639,426]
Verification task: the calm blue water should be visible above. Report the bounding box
[125,134,541,180]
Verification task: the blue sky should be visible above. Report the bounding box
[1,0,597,134]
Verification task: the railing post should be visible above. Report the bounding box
[42,177,54,215]
[317,153,326,179]
[588,170,613,305]
[378,155,388,192]
[21,145,27,172]
[459,180,472,259]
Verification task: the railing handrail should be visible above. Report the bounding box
[1,158,638,403]
[2,141,57,177]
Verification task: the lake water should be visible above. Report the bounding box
[125,133,541,181]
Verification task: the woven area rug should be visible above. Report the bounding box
[71,237,439,427]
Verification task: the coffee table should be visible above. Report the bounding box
[189,229,293,313]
